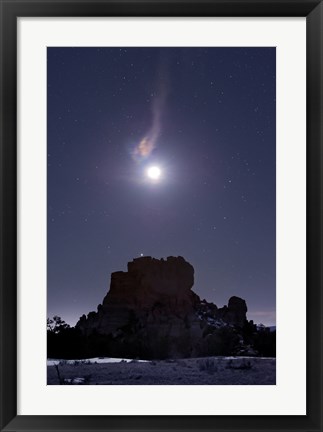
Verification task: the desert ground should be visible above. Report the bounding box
[47,356,275,385]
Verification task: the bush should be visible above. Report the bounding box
[254,330,276,357]
[47,326,89,359]
[198,358,218,374]
[203,327,240,356]
[226,358,252,370]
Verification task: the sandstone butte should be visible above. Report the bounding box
[76,256,251,359]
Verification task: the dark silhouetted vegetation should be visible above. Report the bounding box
[253,328,276,357]
[47,316,276,360]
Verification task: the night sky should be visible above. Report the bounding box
[47,47,276,327]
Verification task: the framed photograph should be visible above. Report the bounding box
[1,0,322,431]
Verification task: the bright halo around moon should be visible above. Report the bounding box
[147,166,161,180]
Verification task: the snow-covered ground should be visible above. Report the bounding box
[47,357,149,366]
[47,356,276,385]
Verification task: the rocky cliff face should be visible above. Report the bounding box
[103,256,196,312]
[76,256,251,359]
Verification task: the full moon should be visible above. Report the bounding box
[147,166,161,180]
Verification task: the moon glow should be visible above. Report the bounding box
[147,166,161,180]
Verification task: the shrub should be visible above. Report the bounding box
[198,358,218,374]
[203,327,240,356]
[226,358,252,370]
[254,330,276,357]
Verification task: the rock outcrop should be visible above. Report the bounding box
[76,256,251,359]
[218,296,248,327]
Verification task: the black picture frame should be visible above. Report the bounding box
[1,0,322,431]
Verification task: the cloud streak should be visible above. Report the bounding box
[133,92,166,161]
[132,59,169,162]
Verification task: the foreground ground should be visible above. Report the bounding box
[47,356,276,385]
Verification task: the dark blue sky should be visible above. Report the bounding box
[47,47,276,326]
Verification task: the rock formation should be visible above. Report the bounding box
[76,256,251,359]
[217,296,248,327]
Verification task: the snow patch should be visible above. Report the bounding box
[47,357,150,366]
